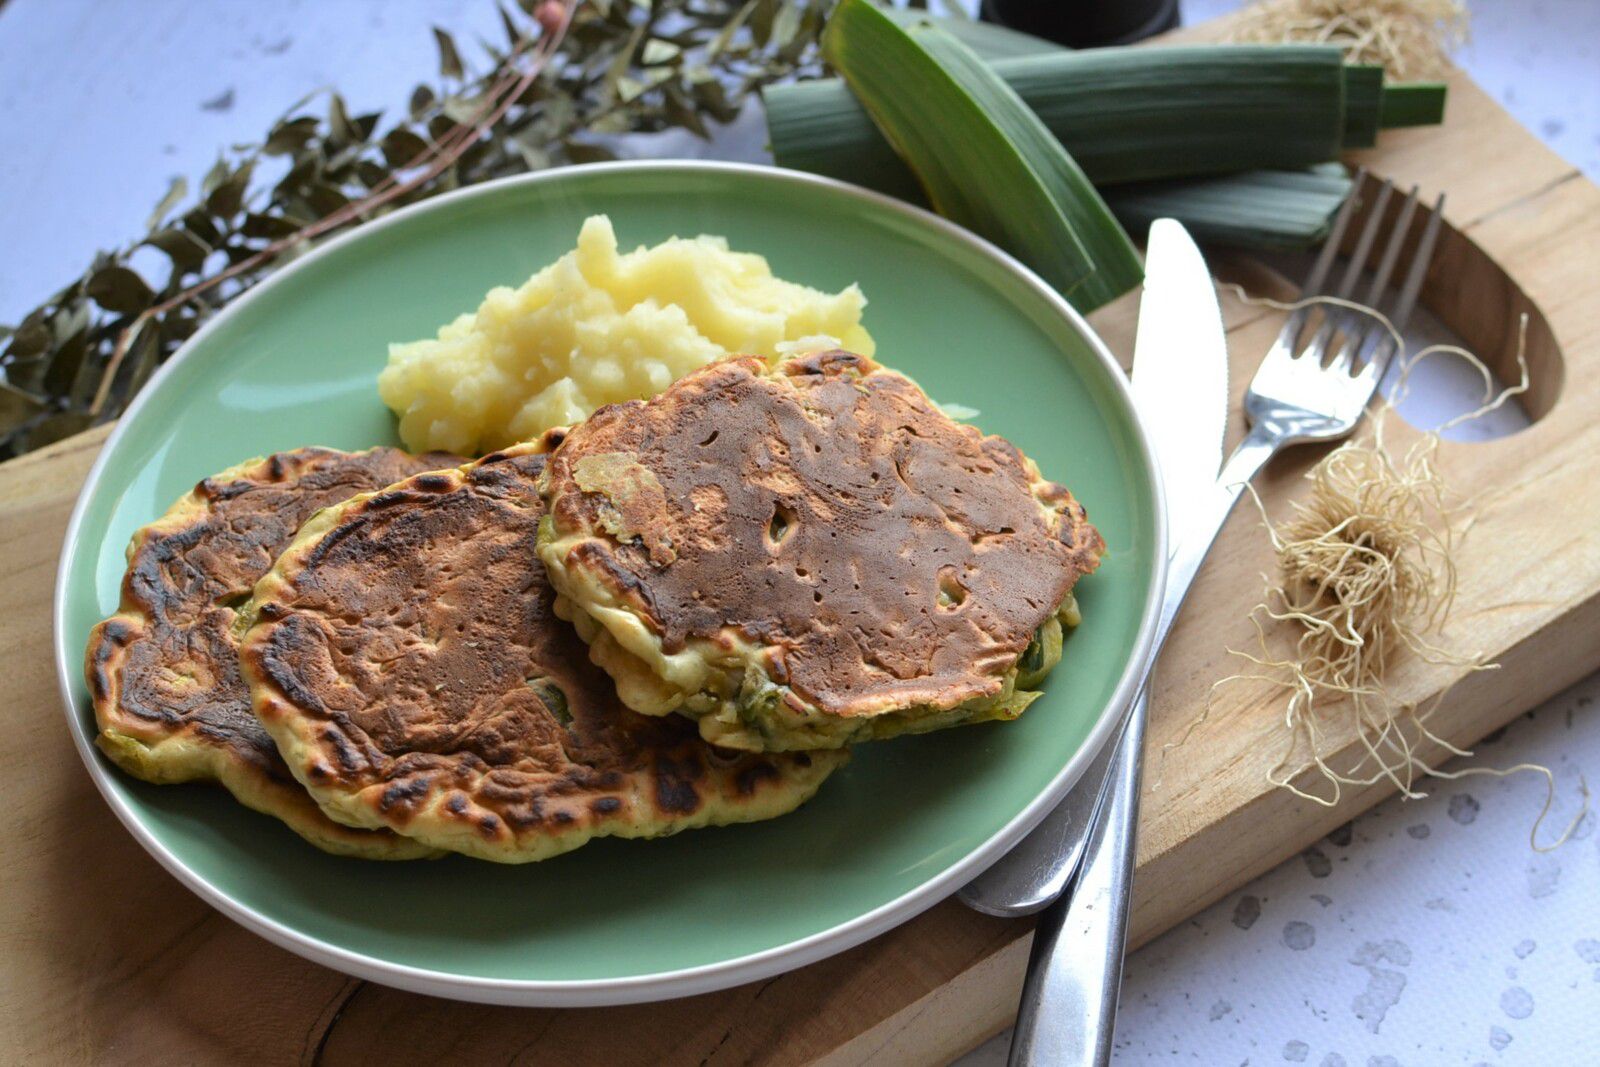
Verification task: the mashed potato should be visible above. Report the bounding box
[378,215,875,454]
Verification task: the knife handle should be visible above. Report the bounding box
[965,423,1281,917]
[1008,689,1145,1067]
[1005,424,1284,1065]
[959,713,1119,916]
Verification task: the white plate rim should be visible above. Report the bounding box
[53,159,1168,1007]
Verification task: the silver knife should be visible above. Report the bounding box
[1005,220,1232,1065]
[960,219,1230,916]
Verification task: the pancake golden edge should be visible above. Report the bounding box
[239,439,846,864]
[86,448,454,860]
[537,350,1106,753]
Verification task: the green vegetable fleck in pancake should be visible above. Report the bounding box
[537,350,1104,752]
[85,446,458,859]
[239,439,844,863]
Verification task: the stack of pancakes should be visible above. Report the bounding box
[87,351,1102,863]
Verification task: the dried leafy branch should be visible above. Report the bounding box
[0,0,833,460]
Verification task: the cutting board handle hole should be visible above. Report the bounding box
[1341,173,1562,441]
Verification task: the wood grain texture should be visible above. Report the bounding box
[4,38,1599,1067]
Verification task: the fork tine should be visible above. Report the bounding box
[1361,185,1420,311]
[1301,178,1393,365]
[1388,193,1446,333]
[1303,168,1365,297]
[1358,192,1446,380]
[1275,169,1368,352]
[1325,338,1356,376]
[1295,175,1387,363]
[1273,167,1363,348]
[1332,179,1395,300]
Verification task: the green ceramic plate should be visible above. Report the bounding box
[55,162,1164,1005]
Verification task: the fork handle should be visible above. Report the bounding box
[1005,421,1283,1067]
[1161,421,1280,634]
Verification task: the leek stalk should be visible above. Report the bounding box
[767,43,1443,191]
[768,45,1354,193]
[823,0,1141,310]
[1105,165,1353,249]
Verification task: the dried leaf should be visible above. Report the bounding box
[642,39,682,65]
[264,115,319,156]
[145,227,212,273]
[328,93,357,147]
[146,177,189,232]
[51,301,91,345]
[304,182,351,217]
[43,324,89,398]
[86,266,155,315]
[441,95,483,125]
[563,139,618,164]
[381,127,430,169]
[769,2,802,49]
[499,3,525,49]
[750,0,779,46]
[7,319,52,359]
[354,160,390,188]
[410,85,436,119]
[199,158,230,196]
[181,209,221,245]
[708,0,761,57]
[664,82,711,138]
[0,382,46,427]
[512,137,552,170]
[206,162,254,218]
[433,27,466,80]
[692,77,739,123]
[240,212,303,240]
[604,21,649,99]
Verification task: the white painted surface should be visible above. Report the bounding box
[0,1,1594,1062]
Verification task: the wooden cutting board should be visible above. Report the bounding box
[5,24,1598,1067]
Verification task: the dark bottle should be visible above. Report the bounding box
[980,0,1181,47]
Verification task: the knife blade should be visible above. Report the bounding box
[1131,218,1230,528]
[959,219,1230,917]
[1004,220,1234,1065]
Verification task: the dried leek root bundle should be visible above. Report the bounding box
[1206,309,1584,847]
[1243,398,1472,804]
[1228,0,1468,80]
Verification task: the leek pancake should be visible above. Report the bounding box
[538,350,1104,751]
[85,447,456,859]
[240,440,844,863]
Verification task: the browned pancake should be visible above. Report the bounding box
[239,440,845,863]
[537,350,1105,750]
[86,446,457,859]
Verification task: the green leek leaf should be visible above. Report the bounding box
[1105,164,1352,250]
[823,0,1141,310]
[1342,65,1384,148]
[768,45,1350,192]
[1380,82,1449,127]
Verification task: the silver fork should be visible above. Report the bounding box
[1187,176,1445,540]
[1008,174,1447,1067]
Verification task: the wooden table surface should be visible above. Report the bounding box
[6,21,1600,1067]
